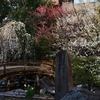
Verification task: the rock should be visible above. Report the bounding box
[40,88,46,95]
[61,87,100,100]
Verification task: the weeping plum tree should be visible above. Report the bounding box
[0,21,32,62]
[9,21,32,62]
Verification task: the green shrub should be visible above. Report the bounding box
[72,56,100,86]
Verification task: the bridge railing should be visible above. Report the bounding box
[0,60,54,75]
[0,61,41,75]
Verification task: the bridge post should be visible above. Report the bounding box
[55,50,73,100]
[4,64,6,75]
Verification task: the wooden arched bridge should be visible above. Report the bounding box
[0,61,55,99]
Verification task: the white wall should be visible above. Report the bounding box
[74,0,97,4]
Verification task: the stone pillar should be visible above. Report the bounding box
[55,50,73,100]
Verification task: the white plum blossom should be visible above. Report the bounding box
[0,20,31,61]
[53,4,100,57]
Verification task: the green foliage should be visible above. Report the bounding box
[26,0,56,9]
[10,0,27,22]
[35,38,53,60]
[10,0,52,22]
[73,66,95,85]
[11,6,28,22]
[25,86,35,99]
[0,0,10,24]
[72,56,100,86]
